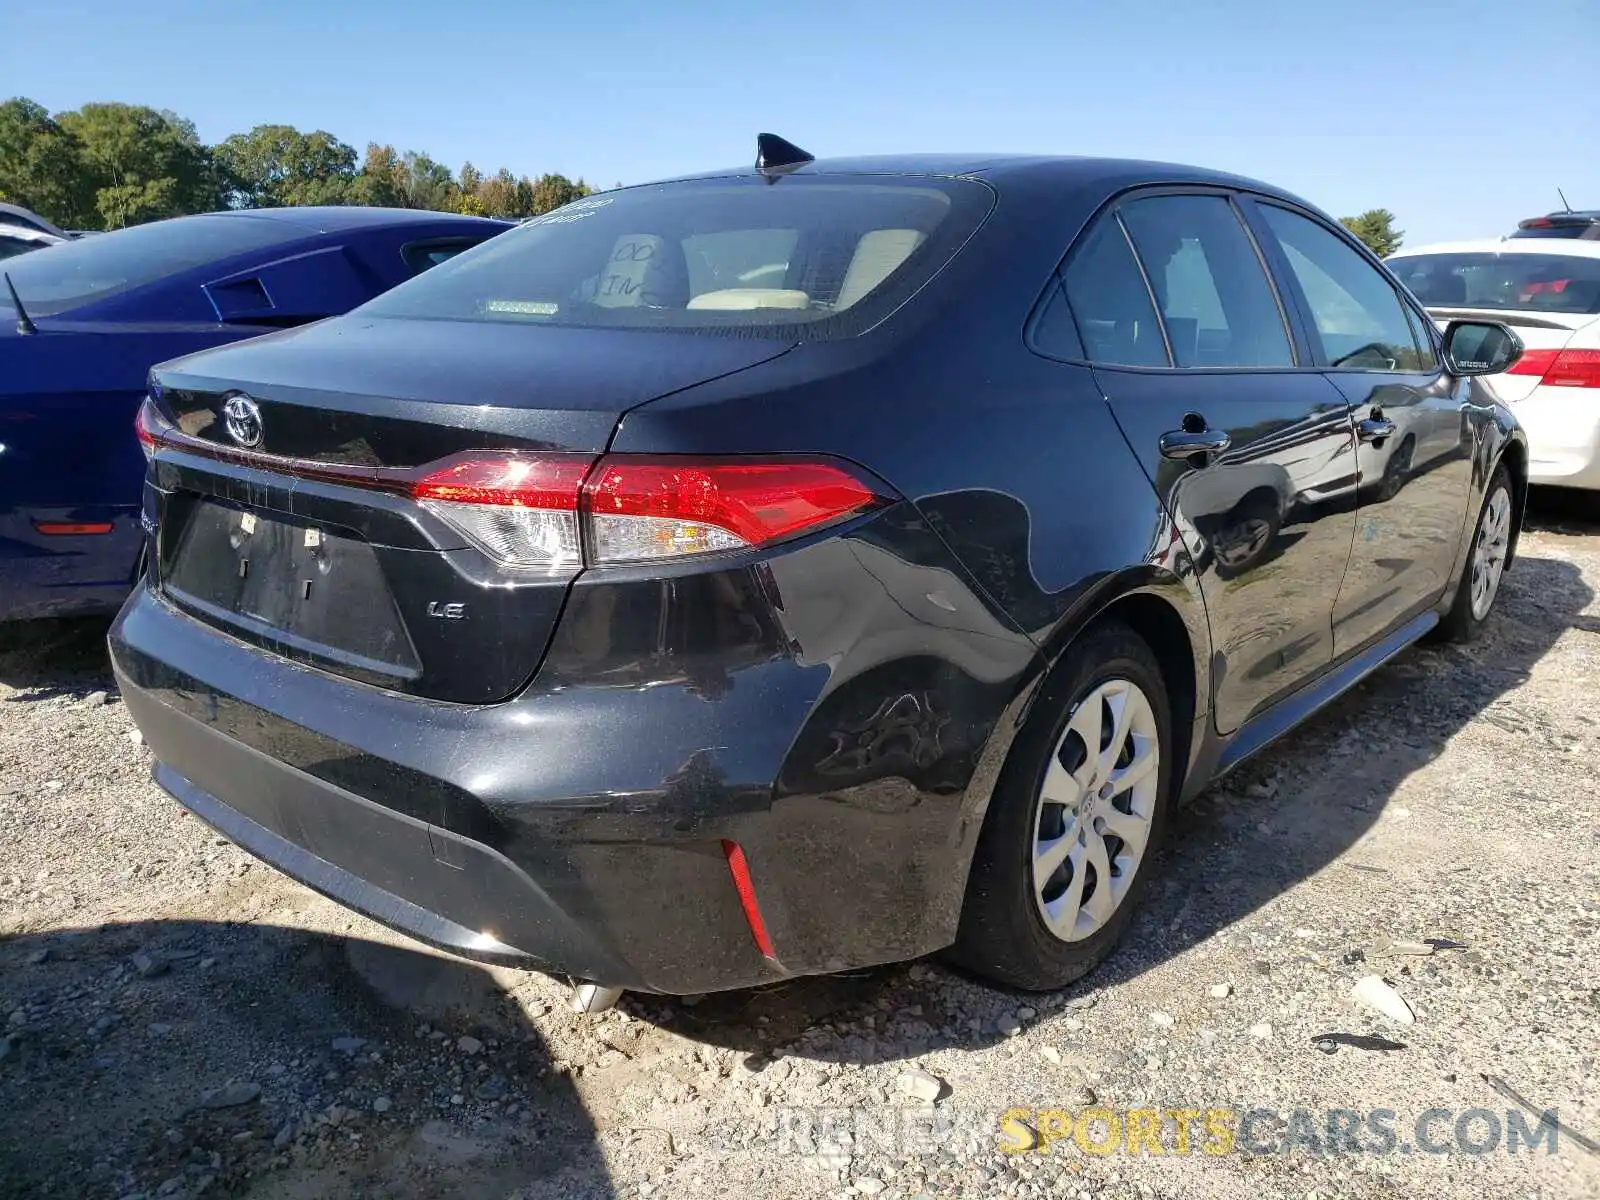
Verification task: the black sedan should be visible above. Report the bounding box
[112,139,1528,999]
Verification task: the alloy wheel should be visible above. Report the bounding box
[1031,678,1160,942]
[1469,485,1512,621]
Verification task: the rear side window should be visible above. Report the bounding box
[360,176,993,339]
[1387,251,1600,316]
[0,234,39,261]
[0,214,295,317]
[1260,206,1431,371]
[1119,195,1293,368]
[1060,218,1169,367]
[401,237,490,274]
[1029,281,1085,360]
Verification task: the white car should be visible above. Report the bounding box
[1388,238,1600,490]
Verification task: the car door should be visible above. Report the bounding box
[1248,202,1473,655]
[1062,191,1359,735]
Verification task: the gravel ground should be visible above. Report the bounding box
[3,494,1598,1200]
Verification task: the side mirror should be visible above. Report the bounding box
[1442,320,1524,376]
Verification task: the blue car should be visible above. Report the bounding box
[0,206,511,621]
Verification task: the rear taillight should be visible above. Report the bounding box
[134,398,166,459]
[412,454,592,569]
[1543,349,1600,388]
[410,453,885,569]
[1507,347,1600,389]
[584,458,881,563]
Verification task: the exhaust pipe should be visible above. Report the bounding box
[568,982,624,1014]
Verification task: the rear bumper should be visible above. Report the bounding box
[110,515,1039,991]
[1515,387,1600,490]
[123,685,636,977]
[111,594,792,992]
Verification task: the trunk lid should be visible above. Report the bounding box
[154,315,795,463]
[146,315,795,702]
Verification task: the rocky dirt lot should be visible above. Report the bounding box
[2,496,1598,1200]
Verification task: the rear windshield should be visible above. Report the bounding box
[0,214,297,317]
[1389,251,1600,315]
[360,175,993,338]
[1510,226,1596,240]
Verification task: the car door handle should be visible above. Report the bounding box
[1357,417,1397,444]
[1159,428,1232,460]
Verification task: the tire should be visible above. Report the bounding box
[1375,435,1415,502]
[1435,463,1514,644]
[949,622,1174,991]
[1210,495,1281,581]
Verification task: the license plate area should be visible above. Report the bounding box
[162,499,420,681]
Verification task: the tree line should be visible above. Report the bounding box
[0,97,594,230]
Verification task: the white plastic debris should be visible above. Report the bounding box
[1352,975,1415,1024]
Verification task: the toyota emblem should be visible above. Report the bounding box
[222,395,263,448]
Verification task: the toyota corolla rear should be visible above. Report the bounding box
[1389,242,1600,489]
[109,171,1039,994]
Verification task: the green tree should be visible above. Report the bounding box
[348,144,459,211]
[2,96,593,228]
[512,176,537,218]
[476,167,519,218]
[0,97,96,227]
[1340,209,1405,257]
[394,151,457,211]
[57,103,224,228]
[214,124,357,208]
[527,173,592,216]
[349,143,404,207]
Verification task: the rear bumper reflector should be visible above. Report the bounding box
[35,521,114,535]
[721,839,778,960]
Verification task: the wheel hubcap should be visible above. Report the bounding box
[1469,486,1511,621]
[1032,678,1159,943]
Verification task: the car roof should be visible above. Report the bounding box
[1391,237,1600,260]
[651,153,1299,200]
[202,207,514,234]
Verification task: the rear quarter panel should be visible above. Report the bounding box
[606,172,1215,939]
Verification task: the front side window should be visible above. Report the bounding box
[1401,302,1439,370]
[361,176,993,339]
[1060,217,1169,367]
[1119,194,1293,368]
[1387,251,1600,316]
[1260,206,1431,371]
